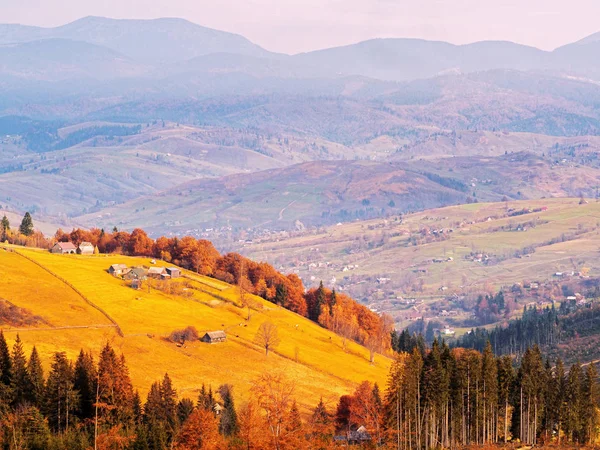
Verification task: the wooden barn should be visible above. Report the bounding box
[50,242,77,254]
[78,241,94,255]
[201,331,226,344]
[108,264,129,276]
[148,267,167,279]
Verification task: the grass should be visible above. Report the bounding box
[0,247,391,413]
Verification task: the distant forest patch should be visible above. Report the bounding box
[0,115,142,152]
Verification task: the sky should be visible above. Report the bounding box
[2,0,599,54]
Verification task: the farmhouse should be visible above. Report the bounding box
[108,264,129,276]
[166,267,181,278]
[50,242,77,254]
[201,331,227,344]
[78,242,94,255]
[123,267,148,281]
[148,267,167,279]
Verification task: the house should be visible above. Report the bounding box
[131,279,141,290]
[166,267,181,278]
[148,267,167,279]
[334,426,371,445]
[78,242,94,255]
[201,331,227,344]
[123,267,148,281]
[108,264,129,277]
[50,242,77,254]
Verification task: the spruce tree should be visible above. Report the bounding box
[133,390,143,424]
[73,350,96,420]
[0,215,9,241]
[44,352,78,433]
[287,400,302,433]
[177,398,195,425]
[19,212,34,236]
[28,346,45,408]
[11,334,32,407]
[160,373,178,440]
[0,330,12,386]
[218,384,238,436]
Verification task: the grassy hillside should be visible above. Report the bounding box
[0,246,390,412]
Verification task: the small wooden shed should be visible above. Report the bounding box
[166,267,181,278]
[201,331,226,344]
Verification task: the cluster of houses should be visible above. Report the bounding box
[108,263,181,289]
[50,241,95,255]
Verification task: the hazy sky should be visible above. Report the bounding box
[2,0,599,53]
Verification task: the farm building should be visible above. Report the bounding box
[78,242,94,255]
[148,267,167,279]
[123,267,148,281]
[131,279,141,290]
[166,267,181,278]
[108,264,129,276]
[201,331,227,344]
[50,242,77,254]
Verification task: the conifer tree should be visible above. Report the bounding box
[0,215,9,241]
[28,346,45,409]
[73,350,96,420]
[177,398,195,425]
[581,363,598,445]
[218,384,238,437]
[160,373,178,440]
[287,400,302,433]
[11,334,32,407]
[0,330,12,386]
[19,212,34,236]
[133,390,143,425]
[44,352,78,433]
[198,383,215,412]
[97,343,135,428]
[565,362,582,442]
[144,382,168,450]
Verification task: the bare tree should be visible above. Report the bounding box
[255,322,281,356]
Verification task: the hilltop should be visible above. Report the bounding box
[0,246,390,411]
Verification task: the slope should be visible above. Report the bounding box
[0,246,390,411]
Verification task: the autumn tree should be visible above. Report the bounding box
[255,322,281,357]
[251,372,296,450]
[175,408,224,450]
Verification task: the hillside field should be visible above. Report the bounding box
[0,246,390,413]
[241,198,600,326]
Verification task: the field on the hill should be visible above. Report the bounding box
[0,246,390,413]
[241,198,600,326]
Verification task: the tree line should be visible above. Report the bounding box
[1,333,598,449]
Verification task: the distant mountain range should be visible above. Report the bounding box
[1,16,600,86]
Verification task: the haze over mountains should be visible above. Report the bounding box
[1,16,600,88]
[2,15,600,238]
